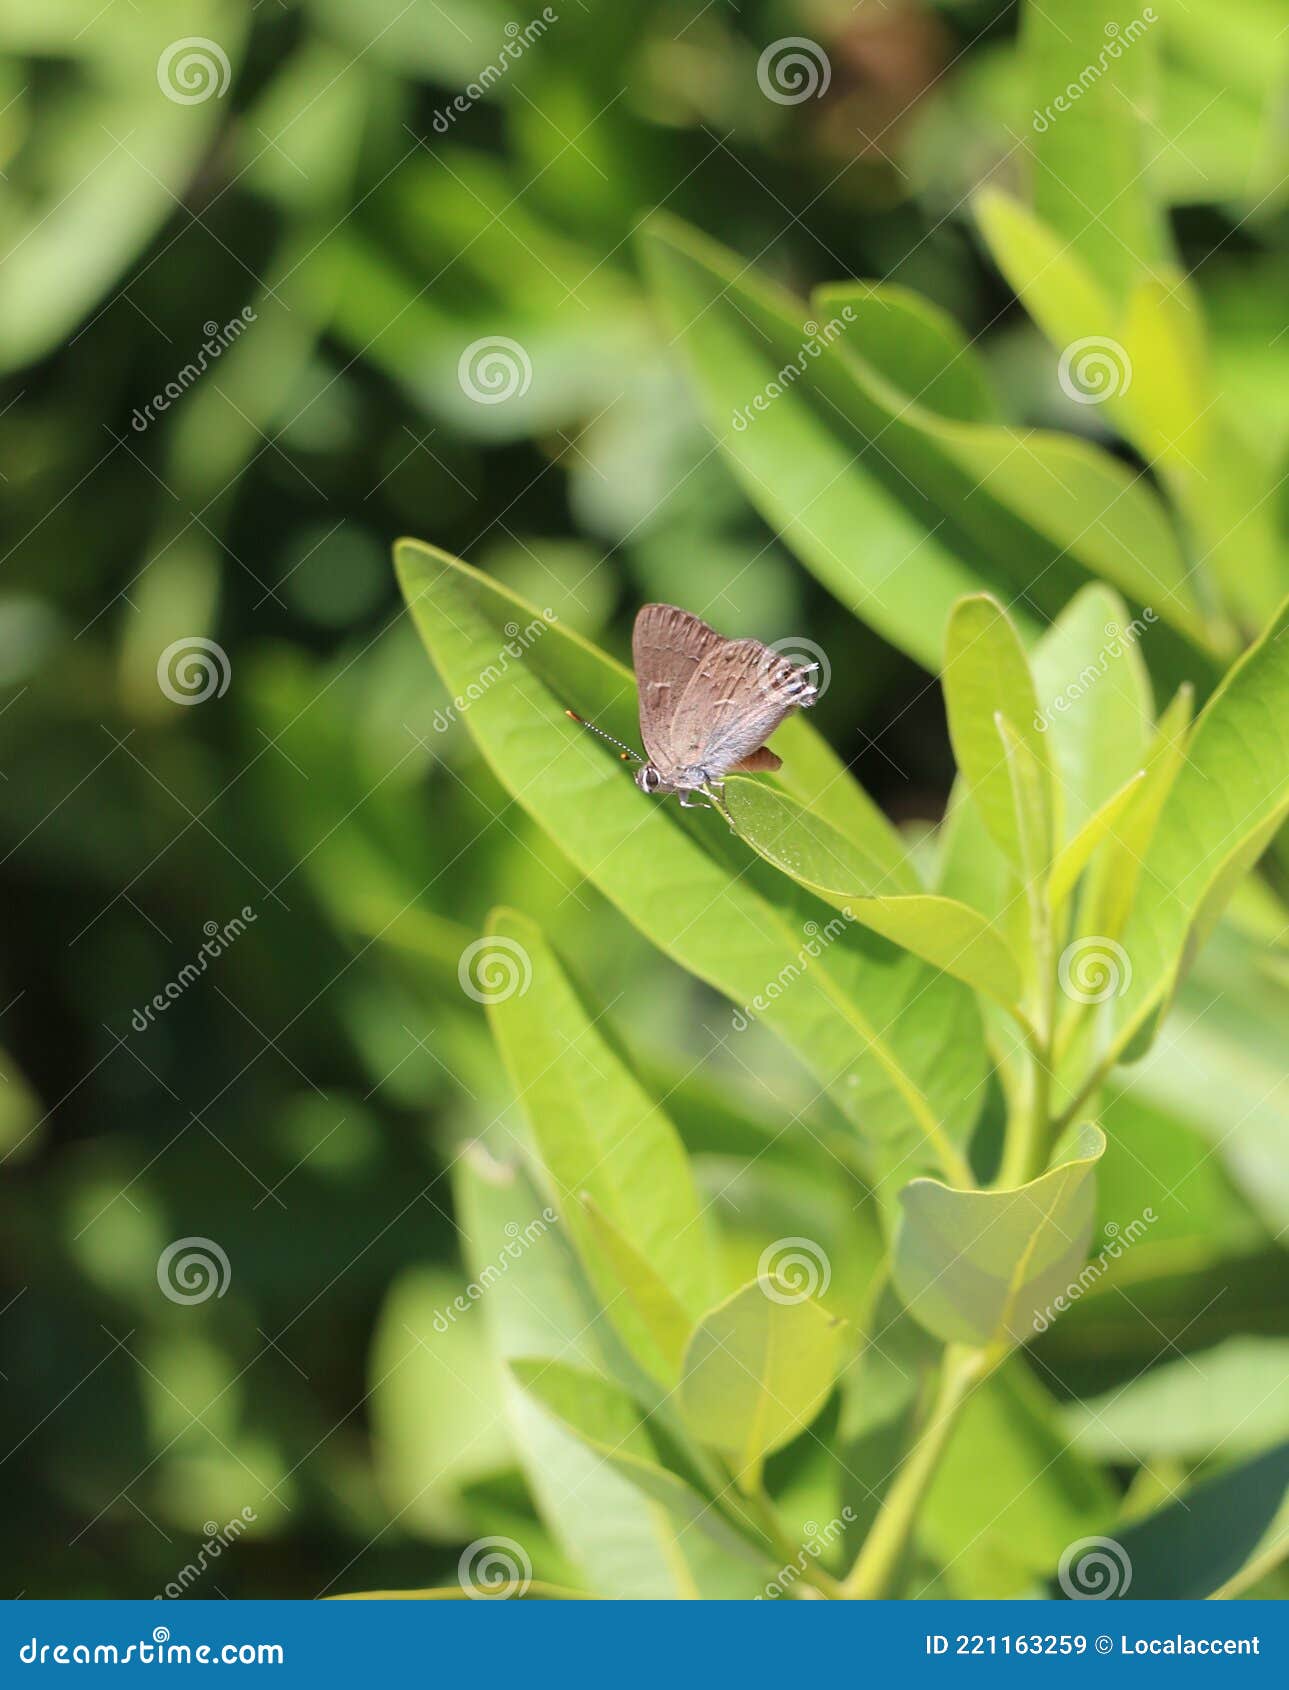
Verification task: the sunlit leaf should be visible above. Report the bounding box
[944,596,1051,867]
[679,1279,844,1480]
[1113,593,1289,1047]
[396,540,986,1178]
[484,906,715,1380]
[894,1123,1106,1349]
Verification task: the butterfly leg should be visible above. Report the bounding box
[699,781,737,833]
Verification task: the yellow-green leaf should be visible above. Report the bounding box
[679,1280,844,1479]
[893,1123,1106,1349]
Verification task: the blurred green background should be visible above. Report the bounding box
[2,0,1287,1598]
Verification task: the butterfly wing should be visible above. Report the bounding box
[632,603,721,774]
[672,637,818,777]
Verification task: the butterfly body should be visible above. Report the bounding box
[631,604,818,806]
[567,605,819,813]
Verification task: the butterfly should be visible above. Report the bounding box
[568,604,819,809]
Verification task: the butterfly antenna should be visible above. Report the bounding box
[565,709,643,764]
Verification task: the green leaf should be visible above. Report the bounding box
[812,282,1001,423]
[576,1195,694,1378]
[1078,684,1193,943]
[926,1361,1117,1595]
[1113,593,1289,1045]
[483,908,715,1380]
[1030,585,1154,843]
[723,779,1024,1011]
[639,220,1014,670]
[395,540,986,1178]
[997,715,1054,893]
[337,1582,590,1601]
[1051,1440,1289,1599]
[768,715,914,883]
[975,189,1277,633]
[644,217,1208,660]
[368,1267,512,1540]
[1062,1337,1289,1462]
[679,1280,844,1479]
[1021,0,1169,299]
[1048,772,1146,911]
[722,777,916,899]
[510,1359,771,1586]
[454,1145,693,1597]
[894,1123,1106,1349]
[944,595,1052,867]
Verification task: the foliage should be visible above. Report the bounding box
[3,0,1289,1602]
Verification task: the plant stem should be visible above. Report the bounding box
[998,1036,1052,1188]
[718,1461,843,1598]
[840,1345,987,1599]
[999,859,1059,1188]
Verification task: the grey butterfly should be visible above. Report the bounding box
[569,604,819,810]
